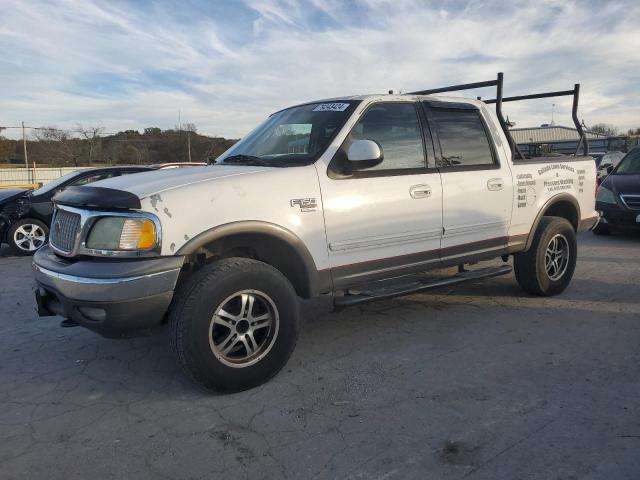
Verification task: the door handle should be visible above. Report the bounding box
[487,178,504,191]
[410,184,432,199]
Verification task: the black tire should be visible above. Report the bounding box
[169,257,300,392]
[592,223,611,235]
[514,216,577,296]
[7,218,49,256]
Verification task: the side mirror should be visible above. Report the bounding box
[606,164,614,174]
[347,139,383,170]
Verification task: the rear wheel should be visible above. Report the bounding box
[514,216,577,296]
[8,218,49,256]
[169,257,300,392]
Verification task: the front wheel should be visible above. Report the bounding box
[169,257,300,392]
[514,216,577,296]
[8,218,49,256]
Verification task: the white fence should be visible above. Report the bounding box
[0,167,85,186]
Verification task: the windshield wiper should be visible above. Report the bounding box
[219,154,269,167]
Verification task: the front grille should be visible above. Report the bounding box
[50,209,81,253]
[620,195,640,210]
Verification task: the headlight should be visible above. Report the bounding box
[87,217,157,251]
[596,186,617,204]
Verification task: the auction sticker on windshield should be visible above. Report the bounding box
[313,103,350,112]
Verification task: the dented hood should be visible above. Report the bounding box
[0,188,30,205]
[83,165,267,199]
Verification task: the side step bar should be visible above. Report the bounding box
[333,265,512,309]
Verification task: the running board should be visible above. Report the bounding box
[333,265,512,309]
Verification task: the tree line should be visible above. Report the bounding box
[0,125,237,167]
[589,123,640,137]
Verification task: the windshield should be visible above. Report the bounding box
[217,101,359,166]
[30,169,90,195]
[600,151,624,167]
[615,148,640,175]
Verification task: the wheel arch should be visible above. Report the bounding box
[176,221,331,298]
[524,194,580,251]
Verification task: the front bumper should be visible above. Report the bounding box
[596,202,640,230]
[0,214,10,244]
[33,245,184,337]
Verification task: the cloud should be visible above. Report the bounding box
[0,0,639,140]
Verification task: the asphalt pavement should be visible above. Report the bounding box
[1,232,639,479]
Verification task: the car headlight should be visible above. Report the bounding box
[86,217,158,251]
[596,186,617,204]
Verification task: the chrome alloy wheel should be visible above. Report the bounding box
[545,234,570,281]
[209,290,279,368]
[13,224,46,252]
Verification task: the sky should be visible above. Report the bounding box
[1,0,639,140]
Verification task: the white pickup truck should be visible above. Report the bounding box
[33,74,598,391]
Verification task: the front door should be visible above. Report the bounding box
[317,101,443,289]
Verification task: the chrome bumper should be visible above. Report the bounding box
[33,262,181,302]
[32,245,184,336]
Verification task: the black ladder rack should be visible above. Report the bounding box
[408,72,589,160]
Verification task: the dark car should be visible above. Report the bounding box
[0,166,154,255]
[590,152,606,167]
[594,146,640,234]
[596,151,626,182]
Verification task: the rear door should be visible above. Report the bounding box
[423,101,513,264]
[318,101,443,288]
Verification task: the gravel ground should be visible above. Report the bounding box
[1,232,639,479]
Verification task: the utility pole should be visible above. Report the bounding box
[187,129,192,162]
[22,122,29,182]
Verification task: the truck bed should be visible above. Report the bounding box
[513,154,593,164]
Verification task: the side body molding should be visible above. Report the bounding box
[176,221,331,297]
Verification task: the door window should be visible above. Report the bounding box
[118,169,148,177]
[348,103,425,171]
[430,108,495,167]
[70,172,117,186]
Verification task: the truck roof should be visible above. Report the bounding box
[283,93,482,111]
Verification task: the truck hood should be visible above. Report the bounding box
[85,165,267,199]
[0,188,30,206]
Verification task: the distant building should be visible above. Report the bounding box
[511,125,608,156]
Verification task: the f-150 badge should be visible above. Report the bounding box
[290,198,317,212]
